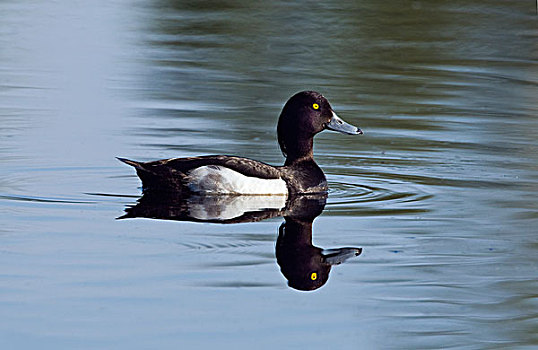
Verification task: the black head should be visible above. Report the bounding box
[276,218,363,291]
[276,220,331,291]
[277,91,362,159]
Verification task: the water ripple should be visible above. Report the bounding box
[0,194,94,205]
[327,174,433,216]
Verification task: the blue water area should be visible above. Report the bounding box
[1,1,537,349]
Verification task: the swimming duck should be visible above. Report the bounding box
[118,91,362,195]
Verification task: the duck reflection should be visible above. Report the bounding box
[119,190,286,223]
[120,191,362,291]
[276,196,362,291]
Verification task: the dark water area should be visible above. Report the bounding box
[1,1,537,349]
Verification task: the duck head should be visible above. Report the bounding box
[276,217,363,291]
[277,91,363,160]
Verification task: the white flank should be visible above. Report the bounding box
[188,195,287,221]
[187,165,288,195]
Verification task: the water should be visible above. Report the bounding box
[1,0,537,348]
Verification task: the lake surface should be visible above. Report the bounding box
[1,1,537,349]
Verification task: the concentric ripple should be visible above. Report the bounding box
[327,173,434,217]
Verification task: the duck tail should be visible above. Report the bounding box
[116,157,156,186]
[116,157,144,170]
[117,157,186,192]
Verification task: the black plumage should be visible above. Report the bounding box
[118,91,362,194]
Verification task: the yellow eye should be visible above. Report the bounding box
[310,272,317,280]
[312,103,319,110]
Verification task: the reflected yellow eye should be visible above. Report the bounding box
[310,272,317,280]
[312,103,319,110]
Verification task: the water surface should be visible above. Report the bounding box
[1,1,537,349]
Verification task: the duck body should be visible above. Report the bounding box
[118,91,362,195]
[117,155,326,195]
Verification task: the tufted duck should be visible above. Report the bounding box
[118,91,362,195]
